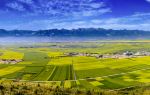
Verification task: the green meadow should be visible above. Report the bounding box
[0,41,150,90]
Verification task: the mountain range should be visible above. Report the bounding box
[0,28,150,37]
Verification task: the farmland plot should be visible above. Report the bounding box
[0,42,150,90]
[48,65,74,81]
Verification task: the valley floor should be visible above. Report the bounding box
[0,41,150,94]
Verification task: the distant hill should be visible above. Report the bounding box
[0,28,150,37]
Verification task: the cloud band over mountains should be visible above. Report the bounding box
[0,0,150,31]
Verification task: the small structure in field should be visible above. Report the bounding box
[96,55,103,58]
[123,51,134,56]
[135,51,150,56]
[66,52,79,56]
[65,51,150,60]
[0,59,23,64]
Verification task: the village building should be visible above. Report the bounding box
[0,59,23,64]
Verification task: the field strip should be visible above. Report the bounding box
[3,67,150,82]
[0,66,25,76]
[4,80,150,88]
[80,68,150,80]
[48,66,58,81]
[47,66,57,80]
[113,85,140,91]
[72,64,77,81]
[108,85,144,92]
[111,83,150,91]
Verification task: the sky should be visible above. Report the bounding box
[0,0,150,30]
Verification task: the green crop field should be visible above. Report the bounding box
[0,41,150,91]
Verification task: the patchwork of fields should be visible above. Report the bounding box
[0,42,150,90]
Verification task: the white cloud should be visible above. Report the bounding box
[146,0,150,2]
[71,8,111,18]
[91,20,103,23]
[28,0,110,17]
[1,11,150,31]
[55,12,150,31]
[18,0,33,4]
[6,2,25,11]
[89,12,150,31]
[5,0,150,31]
[101,24,150,31]
[132,12,150,17]
[90,2,105,8]
[4,0,111,20]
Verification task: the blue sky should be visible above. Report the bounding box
[0,0,150,30]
